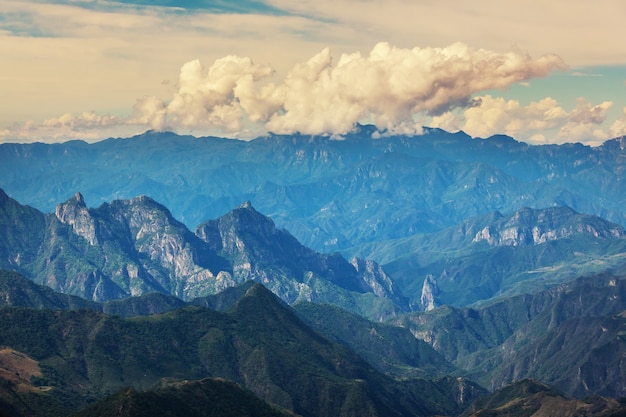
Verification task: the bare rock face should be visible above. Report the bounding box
[93,196,232,300]
[472,206,626,247]
[195,201,407,318]
[351,257,408,309]
[420,274,440,312]
[52,193,233,301]
[5,190,409,317]
[55,193,99,246]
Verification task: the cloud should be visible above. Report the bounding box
[268,0,626,67]
[4,0,625,145]
[133,42,565,136]
[441,95,614,144]
[0,112,141,143]
[133,55,276,134]
[610,107,626,138]
[0,0,336,130]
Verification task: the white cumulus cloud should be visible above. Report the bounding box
[437,95,614,144]
[609,107,626,138]
[134,42,566,136]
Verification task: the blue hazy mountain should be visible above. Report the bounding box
[2,127,626,415]
[0,189,405,320]
[1,127,625,254]
[3,188,625,313]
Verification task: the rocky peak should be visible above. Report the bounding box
[472,206,626,247]
[108,195,182,240]
[350,257,408,308]
[55,192,98,245]
[420,274,440,312]
[196,201,281,257]
[0,188,9,203]
[195,203,405,311]
[73,192,86,206]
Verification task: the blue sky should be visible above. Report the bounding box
[1,0,625,144]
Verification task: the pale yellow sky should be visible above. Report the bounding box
[1,0,625,144]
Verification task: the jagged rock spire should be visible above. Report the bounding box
[55,192,98,245]
[74,192,86,206]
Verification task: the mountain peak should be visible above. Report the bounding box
[239,200,253,210]
[230,282,294,322]
[57,191,86,208]
[242,281,278,301]
[472,205,625,247]
[55,191,98,245]
[73,192,86,207]
[128,194,159,206]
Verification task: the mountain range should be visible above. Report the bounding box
[1,127,625,255]
[2,188,625,316]
[0,189,404,320]
[1,268,626,416]
[2,128,626,416]
[0,270,486,417]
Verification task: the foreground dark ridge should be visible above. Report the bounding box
[0,278,485,417]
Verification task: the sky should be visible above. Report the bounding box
[1,0,625,145]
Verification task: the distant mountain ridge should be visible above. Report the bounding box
[0,189,403,319]
[376,205,626,307]
[2,188,626,312]
[471,206,625,246]
[392,272,626,398]
[1,128,625,254]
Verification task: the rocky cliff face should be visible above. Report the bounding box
[95,195,237,300]
[196,201,405,318]
[472,206,626,247]
[55,192,99,246]
[419,274,440,312]
[2,190,406,317]
[51,193,232,300]
[351,257,408,309]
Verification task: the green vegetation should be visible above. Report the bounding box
[462,379,626,417]
[0,283,482,417]
[294,301,456,378]
[392,273,626,398]
[70,378,297,417]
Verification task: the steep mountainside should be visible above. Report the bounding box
[392,273,626,397]
[0,283,486,417]
[293,301,456,378]
[3,188,624,314]
[1,129,625,253]
[70,378,297,417]
[0,269,189,317]
[195,201,407,316]
[462,379,626,417]
[0,270,451,380]
[376,206,626,307]
[0,190,402,319]
[0,189,47,271]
